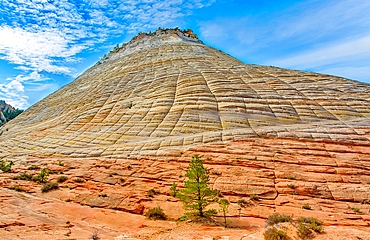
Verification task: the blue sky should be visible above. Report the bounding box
[0,0,369,109]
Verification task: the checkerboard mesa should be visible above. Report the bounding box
[1,28,369,160]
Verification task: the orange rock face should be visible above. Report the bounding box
[1,29,370,239]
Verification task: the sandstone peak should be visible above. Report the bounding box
[100,28,202,63]
[0,31,370,158]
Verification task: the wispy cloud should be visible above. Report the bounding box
[0,26,79,74]
[271,34,370,70]
[0,79,28,109]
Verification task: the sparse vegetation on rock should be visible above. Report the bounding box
[57,175,68,183]
[41,182,59,192]
[145,207,166,220]
[0,160,13,172]
[27,165,40,170]
[35,168,49,183]
[8,185,24,192]
[266,213,292,226]
[219,198,230,227]
[12,173,33,181]
[250,194,260,201]
[170,182,178,197]
[264,227,287,240]
[73,178,84,183]
[302,204,312,210]
[147,188,159,198]
[297,217,323,238]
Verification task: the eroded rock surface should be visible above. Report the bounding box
[1,29,370,239]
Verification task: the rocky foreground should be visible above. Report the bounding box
[1,135,370,239]
[1,29,370,239]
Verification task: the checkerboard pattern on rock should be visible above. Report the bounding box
[0,28,369,159]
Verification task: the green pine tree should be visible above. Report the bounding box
[178,155,218,217]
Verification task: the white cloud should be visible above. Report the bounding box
[0,79,28,109]
[1,71,52,108]
[6,71,46,83]
[317,66,370,83]
[0,26,80,74]
[271,34,370,69]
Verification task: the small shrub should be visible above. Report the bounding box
[170,183,177,197]
[12,173,33,181]
[297,217,323,238]
[297,222,311,239]
[302,204,312,210]
[266,213,292,226]
[286,175,296,180]
[73,178,84,183]
[237,199,253,207]
[264,227,287,240]
[35,168,49,183]
[147,189,159,198]
[0,160,13,172]
[146,207,166,220]
[287,184,295,189]
[352,207,360,213]
[41,182,59,192]
[211,171,222,176]
[9,185,24,192]
[219,199,230,227]
[57,175,68,183]
[57,161,64,166]
[28,165,40,170]
[250,194,260,201]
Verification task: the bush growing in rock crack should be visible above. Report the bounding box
[12,173,33,181]
[264,227,287,240]
[297,217,323,238]
[57,175,68,183]
[0,160,13,172]
[266,213,292,226]
[146,207,166,220]
[35,168,49,183]
[41,182,59,192]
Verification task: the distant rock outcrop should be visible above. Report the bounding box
[0,100,23,127]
